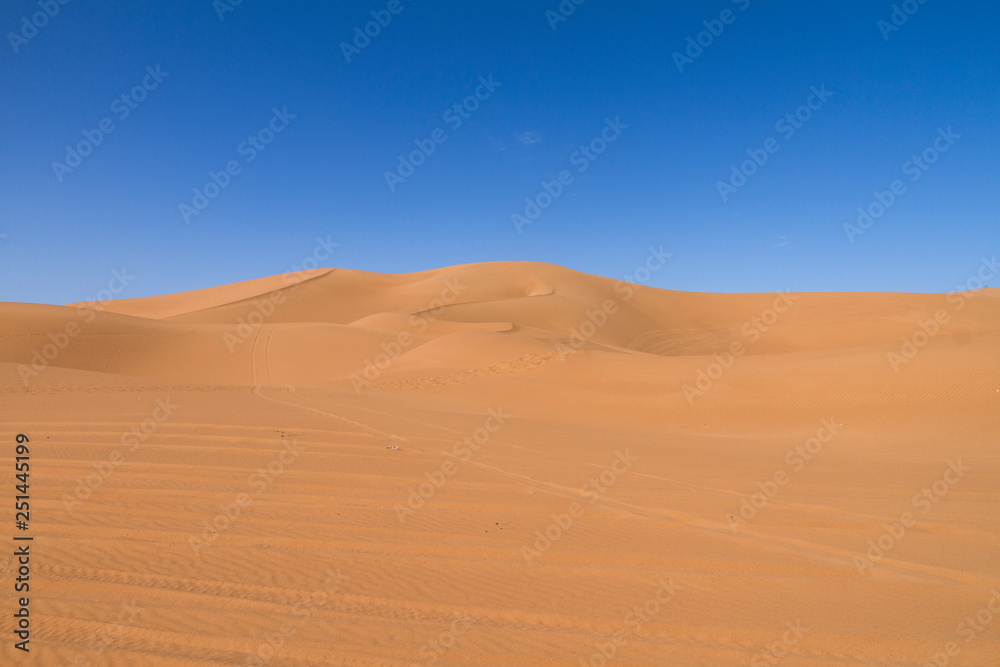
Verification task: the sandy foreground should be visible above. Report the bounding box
[1,261,998,666]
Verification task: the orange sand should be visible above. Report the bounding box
[1,262,998,665]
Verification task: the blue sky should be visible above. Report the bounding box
[1,0,997,305]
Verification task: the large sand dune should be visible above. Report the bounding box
[2,262,998,665]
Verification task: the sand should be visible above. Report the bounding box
[1,261,998,665]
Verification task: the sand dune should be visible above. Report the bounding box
[1,262,998,665]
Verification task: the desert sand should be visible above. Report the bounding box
[1,261,998,666]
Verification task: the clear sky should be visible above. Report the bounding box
[1,1,998,305]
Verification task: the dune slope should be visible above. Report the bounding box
[1,261,998,666]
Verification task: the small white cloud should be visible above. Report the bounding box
[488,136,508,153]
[516,131,542,145]
[775,235,790,248]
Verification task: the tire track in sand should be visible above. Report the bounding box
[248,386,1000,590]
